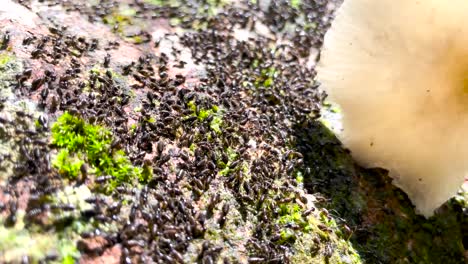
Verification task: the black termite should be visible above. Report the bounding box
[159,71,168,79]
[90,39,98,51]
[31,77,45,91]
[174,74,186,86]
[206,193,220,215]
[44,252,59,262]
[121,248,132,264]
[40,88,49,101]
[158,154,170,165]
[37,114,48,128]
[179,151,189,162]
[56,203,76,211]
[16,68,33,83]
[22,36,35,46]
[170,249,184,263]
[26,208,43,218]
[103,53,111,68]
[129,205,138,222]
[30,48,42,59]
[122,63,134,75]
[0,31,10,50]
[202,255,214,264]
[105,70,113,79]
[84,196,103,205]
[183,116,197,123]
[4,200,17,227]
[174,60,187,68]
[110,138,122,149]
[79,163,87,181]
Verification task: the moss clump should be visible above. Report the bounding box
[103,10,134,32]
[276,203,310,244]
[102,6,145,44]
[187,101,224,134]
[254,66,277,88]
[0,52,13,69]
[278,203,305,226]
[51,112,147,190]
[290,0,301,9]
[53,149,84,179]
[210,116,223,134]
[217,147,238,176]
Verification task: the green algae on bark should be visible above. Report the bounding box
[2,212,79,263]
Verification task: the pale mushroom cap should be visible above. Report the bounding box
[317,0,468,216]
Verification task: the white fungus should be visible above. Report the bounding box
[317,0,468,216]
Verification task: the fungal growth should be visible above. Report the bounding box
[317,0,468,216]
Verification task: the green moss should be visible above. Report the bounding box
[52,149,84,179]
[278,203,304,226]
[275,202,311,244]
[62,255,75,264]
[251,59,260,69]
[147,117,156,124]
[282,207,362,263]
[278,228,296,244]
[34,119,42,129]
[170,17,182,26]
[51,112,145,191]
[119,8,137,17]
[103,12,133,31]
[267,174,362,262]
[189,143,197,153]
[218,166,231,177]
[290,0,301,9]
[198,109,211,120]
[295,171,304,184]
[102,6,150,44]
[210,116,223,134]
[70,49,81,57]
[218,148,238,177]
[206,0,230,16]
[263,77,274,87]
[0,52,13,68]
[140,163,153,183]
[226,147,238,161]
[187,100,197,112]
[127,35,144,44]
[186,101,225,133]
[134,105,142,112]
[58,238,80,264]
[89,66,123,81]
[253,66,277,88]
[129,124,137,133]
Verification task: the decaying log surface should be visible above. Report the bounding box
[0,1,466,263]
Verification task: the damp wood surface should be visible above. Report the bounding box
[0,0,466,263]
